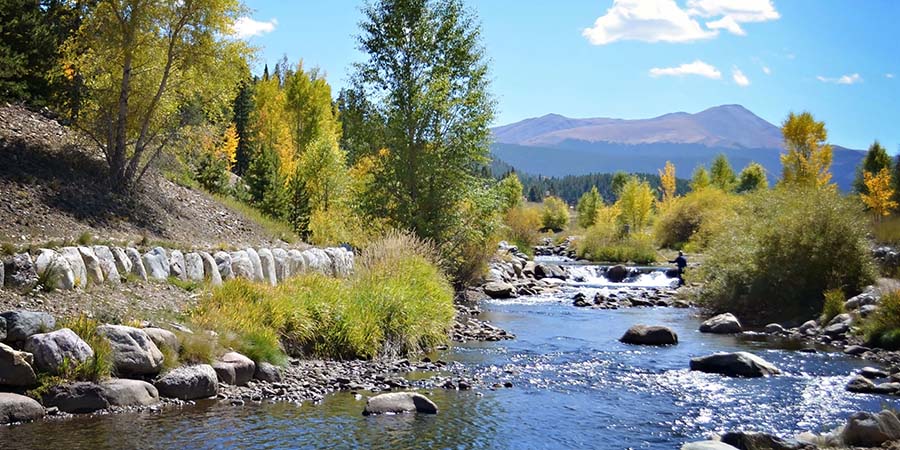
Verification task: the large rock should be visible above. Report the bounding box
[3,253,37,288]
[0,342,37,386]
[198,252,223,286]
[168,250,186,280]
[78,246,104,285]
[272,248,289,282]
[59,246,88,288]
[0,393,44,423]
[620,325,678,346]
[246,248,264,282]
[841,410,900,447]
[111,247,132,278]
[42,382,109,413]
[97,325,164,376]
[700,313,743,334]
[35,249,75,290]
[606,265,629,283]
[183,252,204,281]
[363,392,438,415]
[1,310,56,342]
[721,431,815,450]
[483,281,515,299]
[154,364,218,400]
[125,247,148,280]
[92,246,121,284]
[689,352,781,378]
[287,250,306,276]
[254,362,281,383]
[534,263,567,280]
[257,248,277,286]
[302,248,332,275]
[214,352,255,386]
[230,251,255,280]
[142,247,169,280]
[681,442,739,450]
[846,375,877,393]
[214,251,235,280]
[142,327,179,352]
[325,247,354,278]
[100,378,159,407]
[24,328,94,374]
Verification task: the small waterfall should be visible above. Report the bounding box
[566,265,678,289]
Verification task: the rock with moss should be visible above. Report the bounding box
[154,364,218,400]
[97,325,164,376]
[24,328,94,374]
[0,342,37,386]
[0,392,44,424]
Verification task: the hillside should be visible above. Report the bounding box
[0,104,296,248]
[491,105,866,190]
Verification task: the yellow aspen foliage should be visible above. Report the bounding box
[216,124,238,170]
[658,160,677,204]
[780,111,834,188]
[861,168,897,219]
[616,176,655,233]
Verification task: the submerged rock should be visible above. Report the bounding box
[0,392,45,424]
[363,392,438,415]
[606,265,628,283]
[689,352,780,378]
[620,325,678,346]
[699,313,743,334]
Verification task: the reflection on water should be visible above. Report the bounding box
[3,296,899,449]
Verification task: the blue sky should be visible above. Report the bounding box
[239,0,899,151]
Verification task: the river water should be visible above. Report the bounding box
[2,264,897,449]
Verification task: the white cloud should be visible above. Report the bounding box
[732,67,750,86]
[762,65,771,75]
[686,0,780,22]
[650,60,722,79]
[887,73,896,79]
[817,73,863,85]
[582,0,717,45]
[232,17,278,38]
[706,16,745,36]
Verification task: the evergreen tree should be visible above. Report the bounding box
[709,154,737,192]
[690,166,711,191]
[736,162,768,193]
[245,144,286,219]
[610,171,628,199]
[232,79,255,176]
[854,140,892,194]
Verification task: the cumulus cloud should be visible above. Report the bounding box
[583,0,779,45]
[232,17,278,38]
[650,60,722,79]
[816,73,863,85]
[732,68,750,86]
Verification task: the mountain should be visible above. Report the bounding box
[490,105,865,191]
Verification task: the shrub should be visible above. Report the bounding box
[820,289,846,324]
[616,176,655,233]
[176,330,219,365]
[59,315,113,382]
[863,290,900,349]
[695,185,876,322]
[541,196,569,232]
[873,216,900,245]
[503,205,543,250]
[575,205,656,264]
[654,188,742,250]
[576,187,602,228]
[194,152,230,194]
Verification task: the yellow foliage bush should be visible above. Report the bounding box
[654,188,742,250]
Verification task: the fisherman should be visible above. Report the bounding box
[669,251,687,286]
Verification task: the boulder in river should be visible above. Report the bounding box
[101,379,159,407]
[620,325,678,346]
[689,352,781,378]
[154,364,218,400]
[24,328,94,374]
[699,313,743,334]
[680,442,739,450]
[97,325,164,376]
[42,382,109,413]
[214,352,255,386]
[720,431,815,450]
[841,410,900,447]
[483,281,515,299]
[0,342,37,386]
[606,265,628,283]
[0,392,45,424]
[363,392,438,415]
[534,263,566,280]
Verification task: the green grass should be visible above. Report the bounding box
[214,194,299,244]
[820,289,846,324]
[175,331,218,365]
[863,290,900,349]
[77,231,94,246]
[167,276,203,293]
[59,315,114,381]
[873,216,900,245]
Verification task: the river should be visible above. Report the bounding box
[2,263,896,449]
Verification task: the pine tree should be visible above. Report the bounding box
[709,154,737,192]
[232,79,255,176]
[736,162,768,193]
[854,140,892,195]
[690,167,711,191]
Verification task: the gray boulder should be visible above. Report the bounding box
[325,247,354,278]
[1,310,55,342]
[254,362,281,383]
[363,392,438,415]
[97,325,164,376]
[3,253,37,288]
[689,352,781,378]
[111,247,132,278]
[184,252,204,281]
[844,345,871,356]
[142,327,179,353]
[125,247,148,280]
[154,364,218,400]
[257,248,277,286]
[168,250,186,280]
[35,249,75,290]
[199,252,223,286]
[42,382,109,413]
[101,378,159,407]
[680,442,739,450]
[823,321,850,337]
[0,342,37,386]
[483,281,515,299]
[212,361,237,385]
[214,251,235,280]
[534,264,567,280]
[24,328,94,374]
[302,248,332,275]
[700,313,743,334]
[271,248,289,282]
[59,247,88,288]
[214,352,255,386]
[0,393,44,424]
[142,247,169,280]
[620,325,678,346]
[846,375,877,393]
[606,265,629,283]
[92,246,121,284]
[230,250,254,280]
[78,246,104,285]
[841,410,900,447]
[246,248,264,281]
[287,250,306,276]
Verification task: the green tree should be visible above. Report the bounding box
[541,196,569,232]
[65,0,250,191]
[576,186,602,228]
[354,0,495,243]
[854,140,892,195]
[616,176,654,233]
[337,85,385,165]
[610,171,628,199]
[690,166,711,191]
[736,162,768,193]
[232,78,255,176]
[780,111,833,188]
[245,143,288,220]
[709,154,736,192]
[496,173,524,212]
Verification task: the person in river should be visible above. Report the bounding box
[669,251,687,286]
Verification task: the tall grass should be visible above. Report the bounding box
[190,232,455,362]
[863,290,900,350]
[873,216,900,245]
[59,315,113,381]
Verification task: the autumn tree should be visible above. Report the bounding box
[780,111,833,188]
[616,176,654,233]
[690,166,711,191]
[736,162,768,193]
[658,161,677,203]
[854,140,892,195]
[861,168,897,220]
[65,0,250,192]
[496,173,524,212]
[710,154,737,192]
[576,186,602,228]
[541,196,569,232]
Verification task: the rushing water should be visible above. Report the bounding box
[3,264,898,449]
